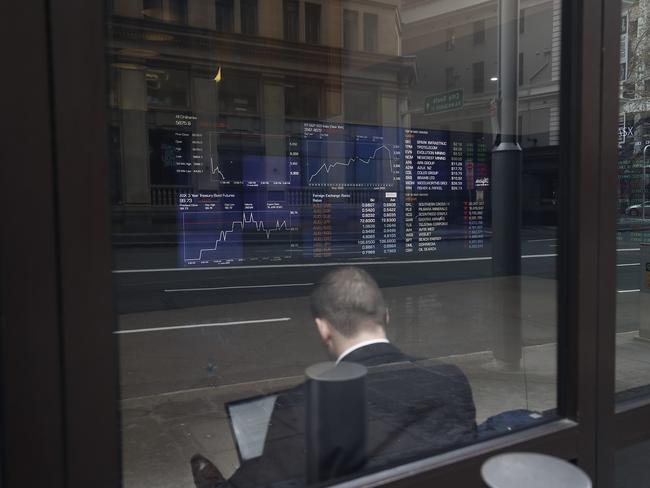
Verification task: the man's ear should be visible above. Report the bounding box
[315,318,332,344]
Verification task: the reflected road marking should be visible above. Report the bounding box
[112,248,643,274]
[164,283,314,292]
[115,317,291,334]
[618,289,641,293]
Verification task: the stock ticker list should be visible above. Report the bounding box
[162,117,490,267]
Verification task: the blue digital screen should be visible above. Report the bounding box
[160,119,490,267]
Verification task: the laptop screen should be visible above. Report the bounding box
[226,394,278,462]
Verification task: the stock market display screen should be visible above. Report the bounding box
[168,117,490,267]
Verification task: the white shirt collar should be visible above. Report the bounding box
[336,339,390,364]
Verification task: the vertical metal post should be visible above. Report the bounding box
[492,0,523,369]
[305,362,367,484]
[642,144,649,219]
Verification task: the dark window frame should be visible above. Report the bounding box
[363,12,378,53]
[240,0,258,36]
[473,19,486,45]
[473,61,485,93]
[284,0,299,42]
[343,9,359,51]
[445,66,456,90]
[215,0,235,33]
[445,27,455,51]
[305,2,321,45]
[0,0,640,487]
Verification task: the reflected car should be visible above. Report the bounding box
[626,202,650,217]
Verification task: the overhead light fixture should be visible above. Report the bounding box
[214,67,222,83]
[490,76,498,81]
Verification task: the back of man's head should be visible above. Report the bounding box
[310,267,387,338]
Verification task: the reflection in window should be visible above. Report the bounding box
[305,3,321,45]
[142,0,163,20]
[474,19,485,45]
[519,52,524,85]
[446,27,455,51]
[473,61,485,93]
[218,72,259,114]
[344,85,378,123]
[241,0,258,36]
[284,0,299,42]
[446,66,456,90]
[106,1,564,486]
[142,0,187,24]
[215,0,234,33]
[146,69,189,107]
[343,10,359,51]
[364,13,378,53]
[616,0,650,400]
[285,79,321,119]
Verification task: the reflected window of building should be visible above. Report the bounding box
[364,13,378,52]
[446,66,457,90]
[241,0,258,36]
[215,0,234,33]
[344,85,378,123]
[284,0,299,42]
[146,68,189,107]
[218,71,259,114]
[473,61,485,94]
[142,0,187,24]
[474,19,486,46]
[285,79,321,119]
[344,9,359,51]
[446,27,455,51]
[519,52,524,85]
[305,3,321,45]
[520,9,526,34]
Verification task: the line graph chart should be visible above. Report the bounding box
[305,140,400,187]
[182,210,296,265]
[206,132,291,186]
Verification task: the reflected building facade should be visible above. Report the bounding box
[107,0,561,236]
[108,0,415,234]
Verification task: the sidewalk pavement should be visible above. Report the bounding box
[118,278,650,488]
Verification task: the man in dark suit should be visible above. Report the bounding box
[192,267,477,488]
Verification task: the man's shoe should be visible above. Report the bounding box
[191,453,226,488]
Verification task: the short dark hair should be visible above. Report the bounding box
[310,267,387,337]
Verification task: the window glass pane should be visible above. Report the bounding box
[145,68,189,107]
[305,3,321,45]
[473,61,485,93]
[106,1,563,486]
[616,0,650,400]
[363,12,378,52]
[241,0,257,35]
[215,0,234,33]
[344,9,359,51]
[284,0,299,42]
